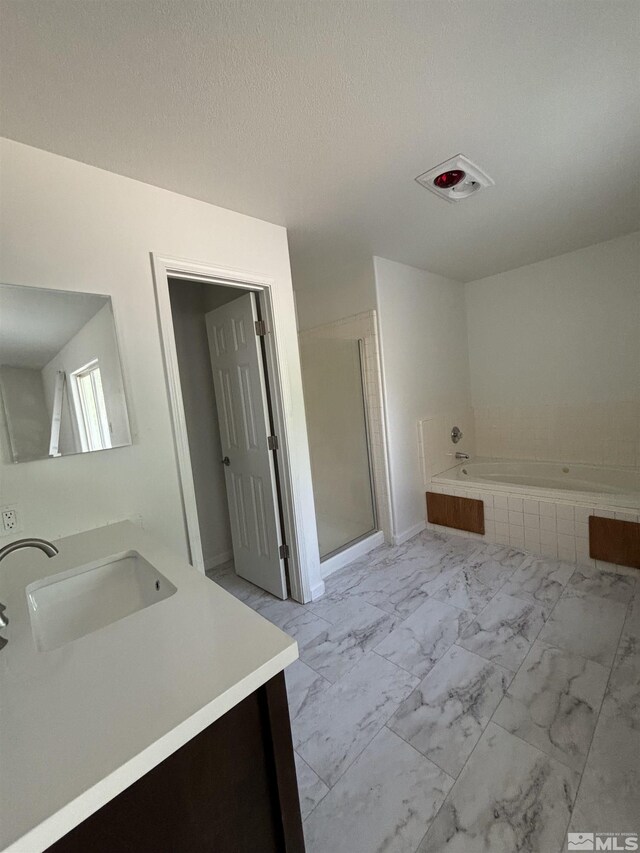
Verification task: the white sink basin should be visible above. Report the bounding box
[26,550,177,652]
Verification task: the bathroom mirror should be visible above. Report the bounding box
[0,283,132,463]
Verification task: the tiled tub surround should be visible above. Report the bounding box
[208,529,639,853]
[418,410,476,480]
[428,473,639,568]
[473,400,640,470]
[418,399,640,567]
[418,399,640,483]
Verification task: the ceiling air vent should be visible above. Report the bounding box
[416,154,494,202]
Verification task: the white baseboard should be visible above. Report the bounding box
[203,549,233,571]
[393,521,426,546]
[320,530,385,581]
[309,579,326,601]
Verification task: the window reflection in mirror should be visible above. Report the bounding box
[0,283,132,463]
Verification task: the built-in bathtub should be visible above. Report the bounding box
[430,457,639,566]
[452,459,640,507]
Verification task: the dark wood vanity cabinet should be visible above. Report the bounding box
[47,672,305,853]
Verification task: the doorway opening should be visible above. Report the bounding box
[160,274,292,600]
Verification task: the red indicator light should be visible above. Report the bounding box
[433,170,466,189]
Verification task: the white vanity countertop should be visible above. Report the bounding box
[0,521,298,852]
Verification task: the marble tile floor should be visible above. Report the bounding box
[207,529,639,853]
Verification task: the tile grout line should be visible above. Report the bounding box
[555,579,637,845]
[382,720,457,781]
[422,568,584,852]
[298,542,538,818]
[490,569,635,852]
[216,538,636,851]
[293,750,331,825]
[409,681,511,853]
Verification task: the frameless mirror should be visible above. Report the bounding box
[0,283,132,463]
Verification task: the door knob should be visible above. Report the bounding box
[221,456,230,466]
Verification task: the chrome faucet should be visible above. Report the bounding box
[0,538,58,642]
[455,452,470,460]
[0,538,59,563]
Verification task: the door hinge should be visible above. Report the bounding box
[267,435,279,451]
[279,543,290,560]
[254,320,267,336]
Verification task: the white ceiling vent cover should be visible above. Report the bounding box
[416,154,494,202]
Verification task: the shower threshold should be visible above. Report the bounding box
[319,529,385,580]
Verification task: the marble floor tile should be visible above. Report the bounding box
[538,590,628,667]
[372,532,475,581]
[622,585,640,638]
[418,723,579,853]
[210,570,270,608]
[208,536,636,850]
[432,568,497,614]
[614,589,640,695]
[388,645,511,777]
[285,659,330,720]
[307,590,376,630]
[292,652,419,787]
[319,554,460,621]
[493,641,609,770]
[567,562,636,605]
[299,601,399,683]
[294,752,329,820]
[257,598,331,646]
[458,592,547,671]
[323,554,384,597]
[254,594,308,624]
[421,529,480,556]
[204,558,234,579]
[501,556,576,610]
[308,588,387,625]
[315,558,421,616]
[303,727,453,853]
[601,628,640,736]
[350,534,457,580]
[570,707,640,835]
[417,546,476,580]
[467,542,528,583]
[361,564,438,618]
[374,598,474,679]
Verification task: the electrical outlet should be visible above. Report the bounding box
[2,507,19,534]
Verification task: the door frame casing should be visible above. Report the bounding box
[151,253,315,603]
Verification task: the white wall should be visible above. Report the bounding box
[0,139,323,600]
[374,256,472,541]
[465,233,640,407]
[293,255,376,331]
[465,233,640,468]
[168,280,239,569]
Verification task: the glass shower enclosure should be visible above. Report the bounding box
[300,337,377,559]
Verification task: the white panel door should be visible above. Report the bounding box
[205,293,286,598]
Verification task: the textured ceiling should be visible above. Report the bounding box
[1,0,638,285]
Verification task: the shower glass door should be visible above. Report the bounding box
[300,337,376,559]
